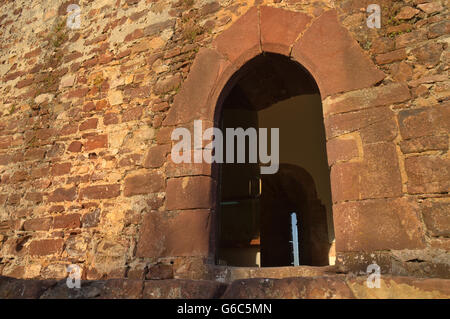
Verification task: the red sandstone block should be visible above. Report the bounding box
[15,77,34,89]
[24,148,46,161]
[333,198,426,252]
[291,10,385,97]
[29,238,64,256]
[49,205,64,213]
[165,153,213,178]
[325,106,392,139]
[53,213,81,229]
[64,51,83,63]
[166,176,215,210]
[371,37,395,54]
[330,161,361,203]
[260,6,312,55]
[67,141,83,152]
[124,28,144,42]
[405,155,450,194]
[83,101,96,112]
[360,116,398,144]
[79,184,121,200]
[24,48,41,59]
[10,170,27,183]
[411,42,444,67]
[398,104,450,140]
[4,71,25,82]
[118,154,142,167]
[0,136,12,149]
[395,30,427,48]
[136,210,211,258]
[156,127,173,144]
[124,86,151,99]
[79,118,98,131]
[375,49,407,65]
[103,113,119,125]
[360,143,403,199]
[98,53,113,65]
[67,87,90,99]
[36,128,56,142]
[324,83,410,116]
[143,145,171,168]
[116,49,131,59]
[47,186,77,202]
[60,124,78,136]
[95,99,109,110]
[122,106,143,122]
[327,138,359,167]
[23,217,52,231]
[85,134,107,151]
[24,192,43,203]
[31,166,50,179]
[330,143,402,202]
[123,172,165,197]
[51,162,71,176]
[212,7,260,68]
[400,136,448,154]
[422,200,450,237]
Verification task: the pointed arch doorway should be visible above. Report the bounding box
[216,53,333,267]
[159,6,386,277]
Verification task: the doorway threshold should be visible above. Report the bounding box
[211,265,337,283]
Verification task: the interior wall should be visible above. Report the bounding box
[257,94,335,242]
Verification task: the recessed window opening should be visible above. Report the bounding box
[216,53,334,267]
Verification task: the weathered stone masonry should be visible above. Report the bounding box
[0,0,449,296]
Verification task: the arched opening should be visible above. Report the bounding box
[215,53,333,267]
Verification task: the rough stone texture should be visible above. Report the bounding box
[333,198,426,252]
[330,143,403,202]
[212,7,261,69]
[0,275,448,299]
[323,83,410,116]
[260,6,312,56]
[136,210,211,258]
[422,200,450,237]
[337,249,450,279]
[163,49,230,125]
[123,171,164,197]
[0,0,447,284]
[326,137,359,166]
[29,239,64,256]
[405,156,450,194]
[166,176,215,210]
[222,276,355,299]
[291,10,385,97]
[143,279,227,299]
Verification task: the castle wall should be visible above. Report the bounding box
[0,0,448,281]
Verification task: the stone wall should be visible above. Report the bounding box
[0,0,448,282]
[1,274,449,298]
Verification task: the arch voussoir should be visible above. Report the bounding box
[291,9,385,98]
[259,6,312,56]
[211,6,261,70]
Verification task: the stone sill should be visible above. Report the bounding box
[1,274,449,299]
[211,265,338,282]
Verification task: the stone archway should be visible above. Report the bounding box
[153,6,389,270]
